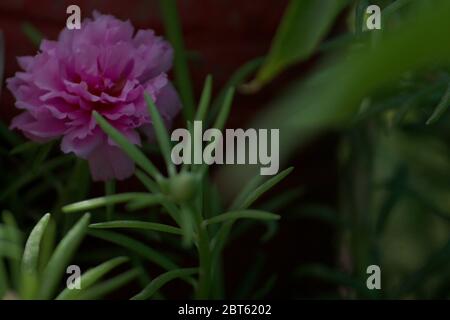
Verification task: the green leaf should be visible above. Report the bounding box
[248,0,348,90]
[131,268,198,300]
[38,214,90,299]
[0,156,72,201]
[0,259,7,298]
[200,88,235,175]
[396,237,450,297]
[126,194,164,211]
[9,141,39,156]
[89,230,178,271]
[0,241,21,260]
[20,213,51,299]
[212,87,235,131]
[237,0,450,177]
[135,170,182,225]
[195,75,213,121]
[236,167,293,210]
[426,84,450,124]
[144,93,176,176]
[56,256,129,300]
[22,22,43,47]
[76,269,139,300]
[295,264,369,295]
[2,211,22,289]
[93,111,161,180]
[159,0,195,120]
[62,193,155,213]
[203,210,280,226]
[208,58,262,125]
[0,120,22,147]
[89,221,182,236]
[38,217,56,274]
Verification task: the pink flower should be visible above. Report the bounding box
[7,12,181,181]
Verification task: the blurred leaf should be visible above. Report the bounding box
[212,87,235,132]
[230,174,264,210]
[403,186,450,223]
[126,195,165,211]
[295,264,368,295]
[131,268,198,300]
[252,274,277,299]
[0,120,22,147]
[144,93,176,176]
[0,241,21,259]
[376,166,407,235]
[0,156,72,201]
[21,213,51,299]
[89,221,182,236]
[21,22,43,47]
[195,75,213,121]
[9,141,39,156]
[204,210,280,226]
[0,259,7,298]
[31,142,55,172]
[89,230,179,271]
[199,88,235,175]
[260,187,303,212]
[77,269,139,300]
[230,0,450,186]
[294,204,347,227]
[426,84,450,124]
[159,0,195,120]
[247,0,349,90]
[236,167,293,209]
[235,253,264,299]
[208,58,263,125]
[2,211,22,289]
[93,111,162,181]
[62,193,157,213]
[56,256,129,300]
[396,237,450,297]
[38,214,90,299]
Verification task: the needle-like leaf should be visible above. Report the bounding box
[89,221,182,236]
[195,75,213,121]
[56,256,129,300]
[38,214,90,299]
[62,193,156,213]
[203,210,280,226]
[131,268,198,300]
[93,111,162,180]
[144,93,176,176]
[21,213,51,299]
[76,269,140,300]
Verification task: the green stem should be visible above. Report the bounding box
[191,205,211,299]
